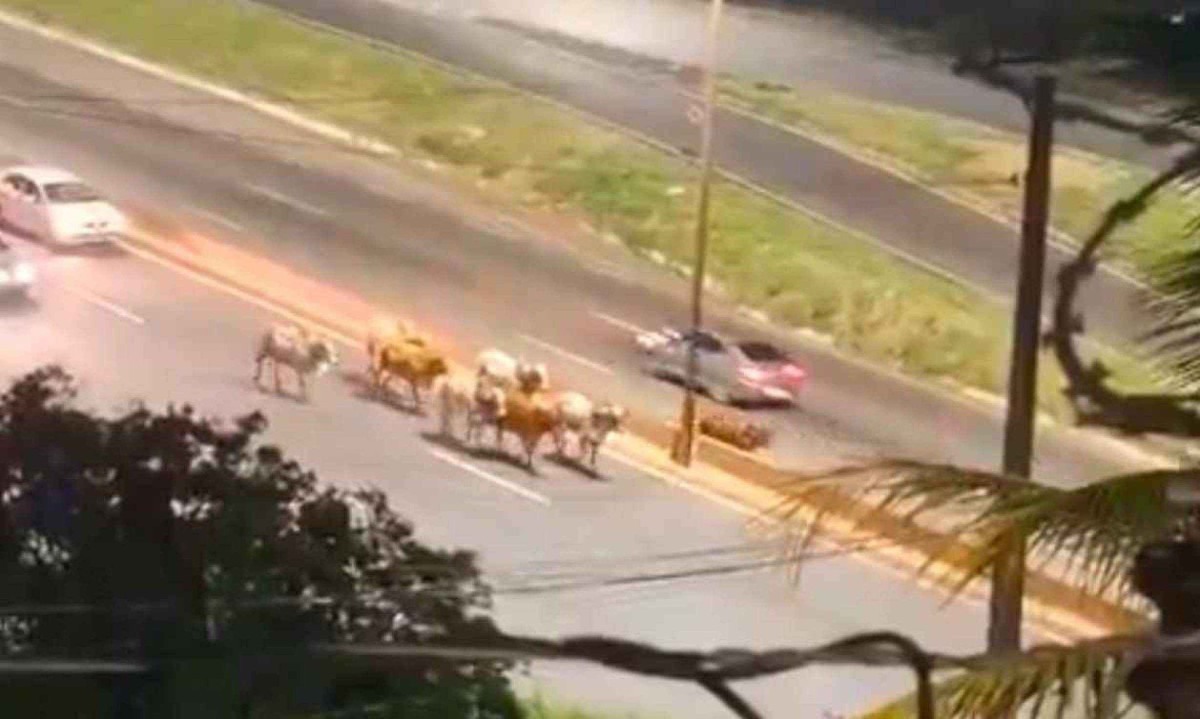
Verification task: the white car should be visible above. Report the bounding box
[0,166,128,247]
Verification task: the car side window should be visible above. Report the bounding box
[7,176,35,202]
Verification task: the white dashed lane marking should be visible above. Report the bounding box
[62,285,145,325]
[429,448,552,506]
[590,310,649,335]
[518,332,614,375]
[245,183,330,218]
[186,205,243,232]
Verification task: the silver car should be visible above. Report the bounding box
[638,328,807,406]
[0,238,35,297]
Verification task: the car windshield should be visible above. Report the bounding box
[43,181,102,204]
[738,342,789,362]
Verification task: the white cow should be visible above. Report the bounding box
[254,324,339,400]
[552,391,628,469]
[476,348,518,388]
[435,372,506,447]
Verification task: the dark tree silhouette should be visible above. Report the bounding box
[0,365,521,719]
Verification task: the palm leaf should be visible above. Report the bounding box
[1144,245,1200,387]
[860,633,1148,719]
[1140,107,1200,385]
[773,461,1196,600]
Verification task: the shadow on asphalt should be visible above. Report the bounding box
[419,429,530,472]
[418,429,604,479]
[248,377,313,405]
[0,220,128,259]
[340,369,428,417]
[544,451,606,482]
[0,290,38,315]
[54,242,129,259]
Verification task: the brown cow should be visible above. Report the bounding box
[366,319,421,377]
[373,340,449,411]
[499,389,557,471]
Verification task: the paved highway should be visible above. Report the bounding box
[260,0,1154,346]
[369,0,1185,170]
[0,163,1001,719]
[0,18,1149,490]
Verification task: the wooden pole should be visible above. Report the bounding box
[989,73,1056,652]
[673,0,724,467]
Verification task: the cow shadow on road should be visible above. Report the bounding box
[247,378,311,405]
[421,429,507,463]
[419,430,532,473]
[419,430,591,478]
[544,452,607,482]
[340,369,428,417]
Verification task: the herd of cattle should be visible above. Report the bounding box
[253,320,628,473]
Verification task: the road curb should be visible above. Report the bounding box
[122,226,1146,641]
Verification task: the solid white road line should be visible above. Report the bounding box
[187,205,243,232]
[119,236,359,349]
[585,259,634,283]
[0,94,32,108]
[517,332,614,375]
[589,310,649,335]
[245,183,330,218]
[429,448,552,506]
[62,285,145,325]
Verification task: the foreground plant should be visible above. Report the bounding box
[776,459,1200,716]
[0,365,520,718]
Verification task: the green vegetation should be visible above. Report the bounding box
[720,78,1200,274]
[521,694,655,719]
[3,0,1161,415]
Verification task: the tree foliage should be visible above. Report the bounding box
[778,460,1196,603]
[790,0,1189,64]
[0,365,521,718]
[774,459,1200,717]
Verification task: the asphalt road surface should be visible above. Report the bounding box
[0,183,1001,719]
[369,0,1186,170]
[259,0,1154,346]
[0,18,1151,490]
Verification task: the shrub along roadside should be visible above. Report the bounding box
[3,0,1160,416]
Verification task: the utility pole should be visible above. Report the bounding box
[989,71,1057,653]
[672,0,725,467]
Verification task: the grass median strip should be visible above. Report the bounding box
[720,77,1200,275]
[4,0,1160,417]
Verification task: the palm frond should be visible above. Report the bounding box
[1140,111,1200,384]
[861,633,1148,719]
[774,461,1194,600]
[1144,244,1200,387]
